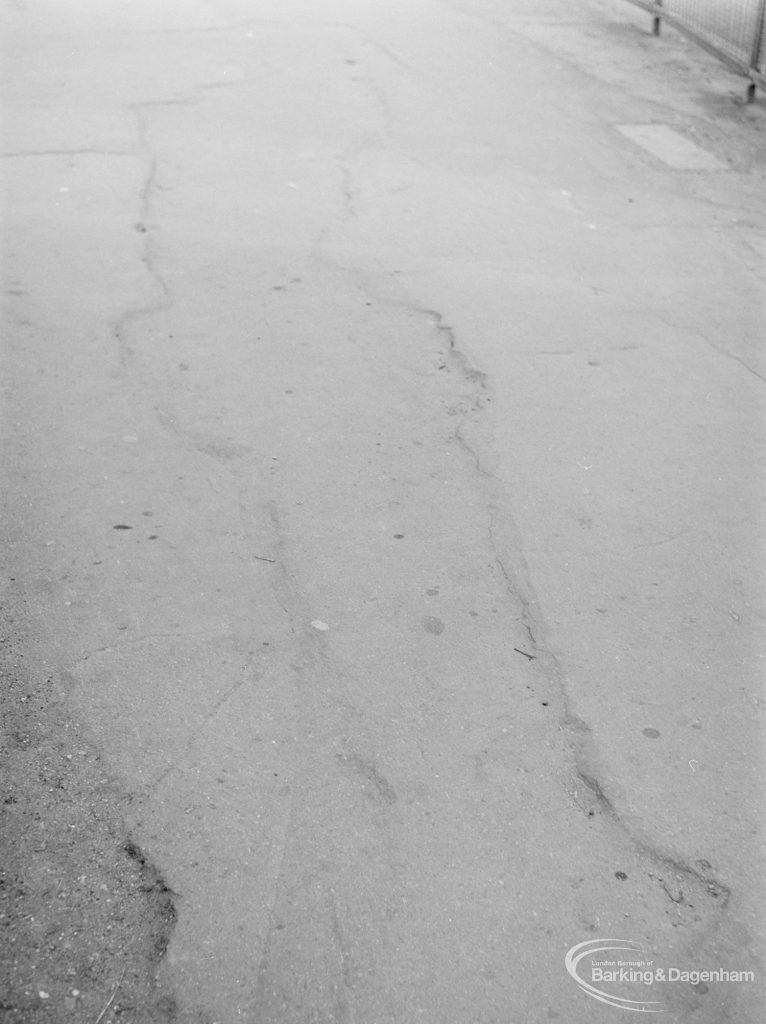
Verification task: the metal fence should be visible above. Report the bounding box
[625,0,766,98]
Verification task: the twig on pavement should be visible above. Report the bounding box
[513,648,536,661]
[94,968,125,1024]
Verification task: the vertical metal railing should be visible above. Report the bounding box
[751,0,766,81]
[625,0,766,99]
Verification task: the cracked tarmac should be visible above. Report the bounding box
[1,0,765,1021]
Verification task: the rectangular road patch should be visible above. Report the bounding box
[616,123,729,171]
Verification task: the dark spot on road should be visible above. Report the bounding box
[642,728,661,739]
[178,362,189,371]
[134,222,147,233]
[541,701,549,706]
[426,588,439,596]
[691,982,709,995]
[284,389,294,394]
[342,752,397,804]
[196,437,252,461]
[615,871,628,881]
[148,535,158,540]
[155,995,178,1018]
[113,524,132,530]
[394,533,405,539]
[124,841,145,865]
[469,610,478,617]
[422,616,444,635]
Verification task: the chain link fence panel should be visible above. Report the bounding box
[625,0,766,95]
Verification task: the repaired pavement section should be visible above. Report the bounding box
[1,0,764,1021]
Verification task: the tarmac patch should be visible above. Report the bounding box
[616,124,729,170]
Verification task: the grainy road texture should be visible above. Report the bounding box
[2,1,765,1022]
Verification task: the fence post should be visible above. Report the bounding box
[652,0,663,37]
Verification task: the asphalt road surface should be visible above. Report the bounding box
[2,1,765,1022]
